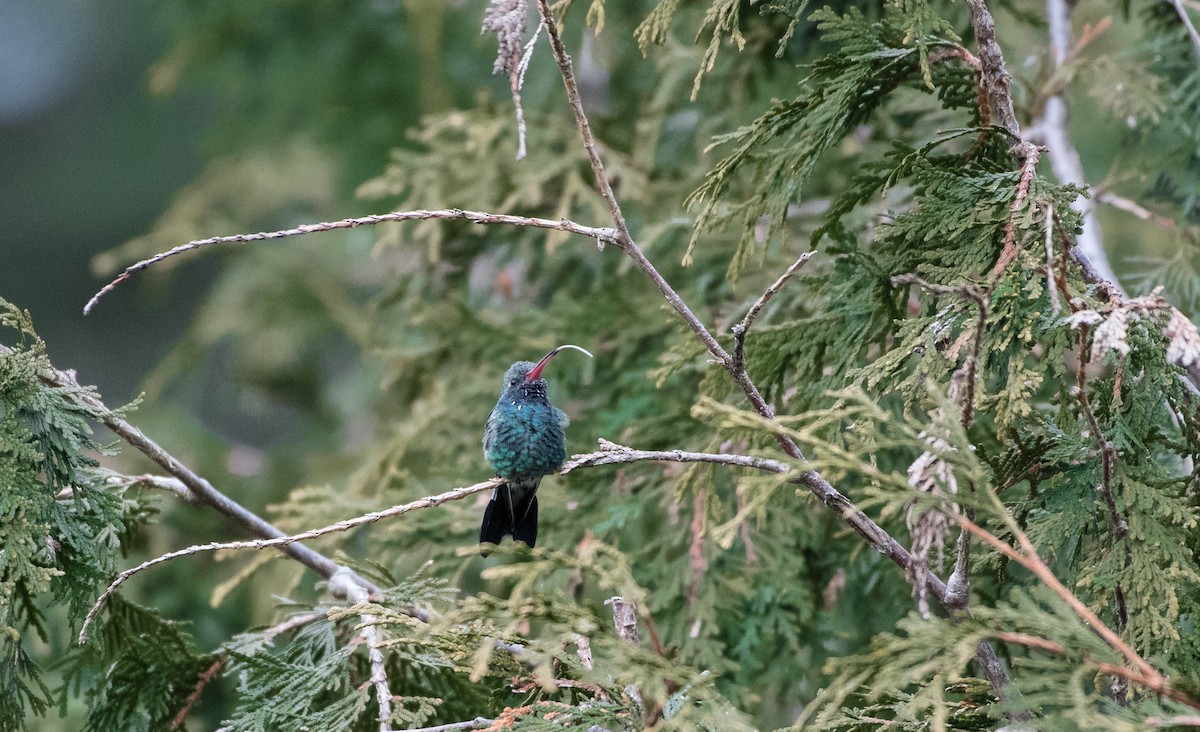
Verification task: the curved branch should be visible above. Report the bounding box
[83,209,620,314]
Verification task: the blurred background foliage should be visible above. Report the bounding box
[2,0,1200,729]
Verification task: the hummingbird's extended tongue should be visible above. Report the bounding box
[526,344,593,381]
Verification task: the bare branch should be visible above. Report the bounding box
[967,0,1023,137]
[80,478,504,642]
[83,209,620,314]
[561,439,791,475]
[732,251,816,370]
[1097,191,1178,231]
[82,438,797,642]
[402,718,494,732]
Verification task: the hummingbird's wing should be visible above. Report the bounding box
[554,406,569,429]
[482,406,502,457]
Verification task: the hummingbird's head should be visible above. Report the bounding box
[499,345,593,398]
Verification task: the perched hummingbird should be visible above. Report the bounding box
[480,344,591,554]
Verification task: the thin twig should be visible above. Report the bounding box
[732,251,816,370]
[1073,325,1129,541]
[105,472,198,502]
[1096,191,1177,231]
[1171,0,1200,58]
[1044,203,1062,316]
[993,145,1042,275]
[83,209,620,314]
[511,22,544,160]
[402,718,494,732]
[170,656,226,730]
[560,439,791,475]
[80,478,504,642]
[959,515,1161,685]
[993,631,1200,711]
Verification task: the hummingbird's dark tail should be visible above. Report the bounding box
[480,480,539,555]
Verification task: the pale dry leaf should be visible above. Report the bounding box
[481,0,529,75]
[905,437,960,618]
[1166,307,1200,370]
[1089,307,1131,362]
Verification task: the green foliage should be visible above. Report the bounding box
[0,301,142,727]
[686,5,978,276]
[57,598,215,732]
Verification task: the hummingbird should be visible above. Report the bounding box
[480,344,591,554]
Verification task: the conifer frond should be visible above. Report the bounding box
[0,301,143,724]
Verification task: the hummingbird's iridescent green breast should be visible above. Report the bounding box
[482,361,569,480]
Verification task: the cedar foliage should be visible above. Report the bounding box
[5,0,1200,729]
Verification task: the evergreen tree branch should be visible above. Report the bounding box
[1072,324,1129,542]
[731,251,816,371]
[539,0,1022,703]
[970,0,1200,396]
[537,0,922,593]
[82,210,621,314]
